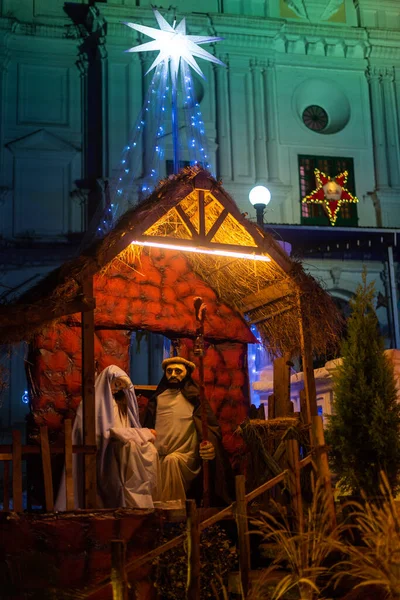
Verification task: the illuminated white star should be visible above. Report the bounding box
[124,9,225,80]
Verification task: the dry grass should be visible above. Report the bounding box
[334,473,400,599]
[249,480,342,600]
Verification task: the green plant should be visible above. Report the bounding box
[325,272,400,496]
[334,473,400,600]
[250,480,341,600]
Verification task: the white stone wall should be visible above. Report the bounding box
[253,349,400,419]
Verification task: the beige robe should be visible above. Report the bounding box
[154,388,201,502]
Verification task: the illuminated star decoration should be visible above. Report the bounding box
[302,169,359,226]
[124,10,225,82]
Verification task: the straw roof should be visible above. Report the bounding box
[0,167,342,356]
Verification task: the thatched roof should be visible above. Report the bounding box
[0,167,342,356]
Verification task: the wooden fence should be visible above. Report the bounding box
[0,415,333,599]
[101,447,319,600]
[0,419,95,511]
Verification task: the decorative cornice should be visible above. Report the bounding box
[366,65,395,82]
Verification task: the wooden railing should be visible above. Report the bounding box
[0,415,332,600]
[82,428,326,600]
[0,419,95,511]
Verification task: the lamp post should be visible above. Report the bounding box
[249,185,271,226]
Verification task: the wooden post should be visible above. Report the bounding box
[12,430,23,512]
[285,438,303,534]
[235,475,250,598]
[193,297,210,508]
[297,292,318,424]
[40,426,54,512]
[273,355,292,417]
[3,461,10,510]
[111,540,128,600]
[64,419,74,511]
[268,394,275,420]
[81,277,97,509]
[299,389,308,424]
[186,499,201,600]
[311,415,336,529]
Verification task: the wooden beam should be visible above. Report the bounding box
[12,430,23,512]
[111,540,128,600]
[311,416,336,530]
[209,186,293,273]
[81,277,97,509]
[248,304,293,325]
[235,475,251,598]
[0,444,97,458]
[175,204,199,239]
[186,500,201,600]
[297,291,318,422]
[241,280,294,312]
[245,470,287,503]
[95,183,195,269]
[285,437,303,534]
[268,394,275,420]
[64,419,74,511]
[0,295,95,330]
[198,189,206,239]
[40,426,54,512]
[273,354,292,417]
[205,207,228,242]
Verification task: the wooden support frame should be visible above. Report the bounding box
[81,277,97,509]
[273,353,292,417]
[186,499,201,600]
[241,279,294,312]
[285,437,303,533]
[0,295,95,329]
[297,291,318,423]
[312,416,337,530]
[64,419,74,511]
[111,540,128,600]
[40,426,54,512]
[198,189,206,240]
[235,475,251,597]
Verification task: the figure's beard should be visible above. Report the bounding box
[167,378,183,389]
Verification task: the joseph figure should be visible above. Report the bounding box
[143,357,233,506]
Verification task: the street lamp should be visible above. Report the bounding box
[249,185,271,226]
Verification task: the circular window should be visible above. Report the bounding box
[302,105,329,132]
[293,79,351,135]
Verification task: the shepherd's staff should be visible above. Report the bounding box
[193,296,210,508]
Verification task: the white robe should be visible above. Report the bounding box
[55,365,160,510]
[154,388,201,503]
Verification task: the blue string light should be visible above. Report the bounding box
[95,51,215,236]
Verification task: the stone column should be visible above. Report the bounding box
[0,32,10,174]
[263,60,280,183]
[251,60,268,183]
[76,6,108,221]
[214,56,233,180]
[366,66,389,189]
[382,67,400,188]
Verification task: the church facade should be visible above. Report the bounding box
[1,0,400,425]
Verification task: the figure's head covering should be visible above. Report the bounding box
[162,356,196,373]
[95,365,141,436]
